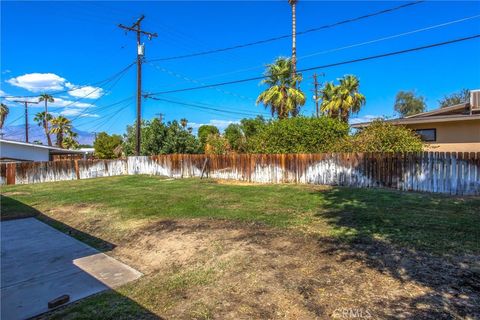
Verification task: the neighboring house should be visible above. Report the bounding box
[0,139,86,162]
[352,89,480,152]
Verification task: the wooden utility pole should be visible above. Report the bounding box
[13,100,39,143]
[313,74,319,118]
[119,15,157,156]
[155,113,165,122]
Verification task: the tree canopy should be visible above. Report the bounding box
[256,57,305,119]
[247,116,349,154]
[320,75,366,122]
[198,125,220,150]
[336,120,423,152]
[394,91,426,117]
[124,118,200,156]
[94,132,123,159]
[438,89,470,108]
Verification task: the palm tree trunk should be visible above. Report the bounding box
[291,1,297,83]
[57,132,63,148]
[44,100,52,146]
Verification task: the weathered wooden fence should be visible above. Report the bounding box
[1,152,479,195]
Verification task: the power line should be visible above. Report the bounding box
[49,62,133,114]
[146,62,255,102]
[145,34,480,96]
[0,61,136,99]
[147,96,268,117]
[72,96,135,125]
[148,1,424,62]
[150,13,480,83]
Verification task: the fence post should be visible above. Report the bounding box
[74,160,80,180]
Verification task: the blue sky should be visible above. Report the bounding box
[1,1,479,137]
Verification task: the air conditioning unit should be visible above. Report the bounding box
[470,89,480,109]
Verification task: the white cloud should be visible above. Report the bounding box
[60,108,99,118]
[349,115,383,125]
[6,73,67,92]
[68,86,104,99]
[189,119,239,132]
[5,73,104,100]
[3,96,94,109]
[49,97,94,109]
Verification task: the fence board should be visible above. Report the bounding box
[1,152,479,195]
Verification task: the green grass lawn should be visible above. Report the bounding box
[1,175,479,255]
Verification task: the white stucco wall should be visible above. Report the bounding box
[0,142,50,162]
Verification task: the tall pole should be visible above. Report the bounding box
[119,15,157,156]
[312,73,324,118]
[289,0,297,82]
[313,74,319,118]
[13,100,38,143]
[136,29,142,156]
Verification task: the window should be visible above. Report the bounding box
[414,128,436,142]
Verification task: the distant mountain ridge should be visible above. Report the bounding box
[1,124,95,145]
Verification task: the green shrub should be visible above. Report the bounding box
[247,116,349,153]
[205,134,230,155]
[335,120,423,152]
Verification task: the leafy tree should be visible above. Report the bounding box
[224,124,245,152]
[198,125,219,149]
[124,119,200,156]
[240,116,266,139]
[161,120,201,154]
[256,57,305,119]
[320,75,366,122]
[438,89,470,108]
[394,91,426,117]
[94,132,123,159]
[38,94,54,146]
[247,116,348,153]
[34,111,53,144]
[49,116,73,148]
[0,103,9,129]
[335,120,423,152]
[205,134,230,155]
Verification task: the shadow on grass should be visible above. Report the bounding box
[1,195,163,319]
[313,187,480,319]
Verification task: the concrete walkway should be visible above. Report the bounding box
[1,218,142,320]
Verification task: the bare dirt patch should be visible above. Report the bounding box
[39,207,480,319]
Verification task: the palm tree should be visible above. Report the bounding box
[62,131,79,149]
[34,111,53,144]
[319,82,340,119]
[38,94,54,146]
[0,103,9,130]
[180,118,188,128]
[289,0,298,80]
[320,75,366,122]
[49,116,72,148]
[257,57,305,119]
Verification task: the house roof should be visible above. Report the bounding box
[405,102,470,118]
[0,139,86,155]
[351,100,480,128]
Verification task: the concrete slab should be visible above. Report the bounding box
[1,218,142,320]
